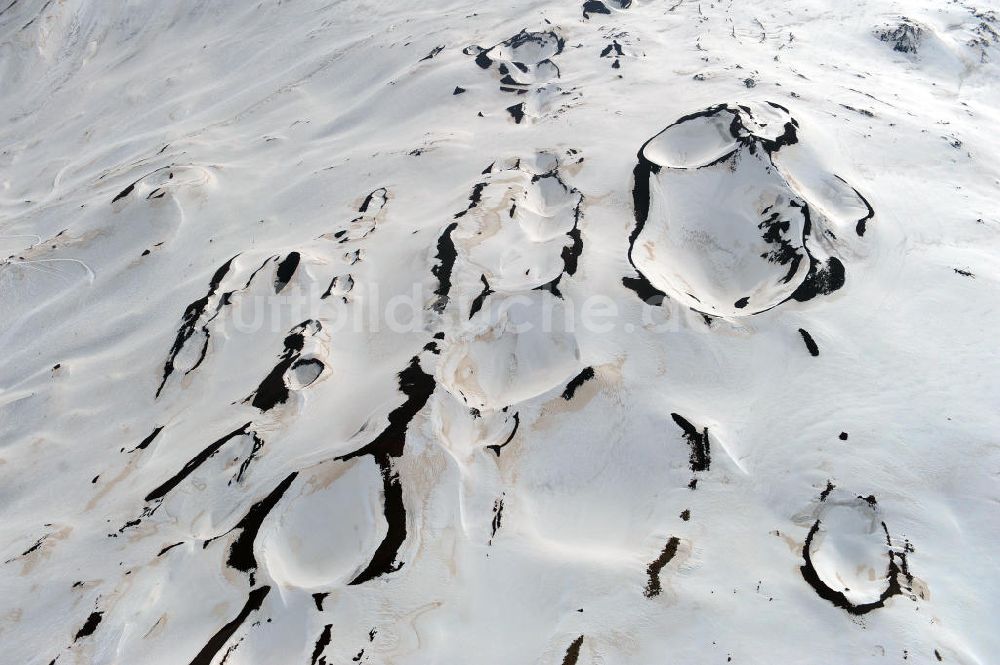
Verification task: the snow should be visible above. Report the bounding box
[1,0,999,663]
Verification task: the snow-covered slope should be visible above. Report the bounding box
[2,1,999,663]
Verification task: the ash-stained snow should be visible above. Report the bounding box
[1,1,999,664]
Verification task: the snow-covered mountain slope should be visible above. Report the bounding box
[2,0,999,663]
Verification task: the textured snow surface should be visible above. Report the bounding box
[1,0,1000,663]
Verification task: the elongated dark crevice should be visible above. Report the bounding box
[4,534,49,564]
[359,188,388,214]
[17,535,45,558]
[420,45,444,61]
[623,159,667,304]
[145,423,252,501]
[431,223,459,313]
[0,0,20,21]
[157,255,238,398]
[232,431,265,484]
[274,252,300,294]
[243,255,277,290]
[644,537,680,598]
[185,255,278,379]
[226,472,299,576]
[73,611,103,641]
[338,356,436,462]
[111,165,171,204]
[335,356,436,585]
[157,541,184,556]
[454,182,488,219]
[833,175,875,236]
[312,592,329,611]
[798,328,820,356]
[490,494,504,544]
[562,367,595,400]
[487,412,520,456]
[562,226,583,276]
[469,275,493,319]
[562,635,584,665]
[188,586,270,665]
[349,455,406,585]
[310,624,333,665]
[543,180,585,298]
[322,274,354,300]
[132,426,164,452]
[670,413,710,472]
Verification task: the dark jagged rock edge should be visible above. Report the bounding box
[600,40,624,69]
[874,18,923,55]
[466,30,565,83]
[274,252,300,294]
[156,253,281,397]
[670,413,710,472]
[487,411,520,456]
[157,541,183,557]
[188,586,270,665]
[245,320,322,411]
[535,171,584,299]
[110,165,171,204]
[156,255,238,397]
[310,623,333,665]
[73,611,103,641]
[420,45,445,61]
[489,494,504,544]
[798,328,820,356]
[644,536,680,598]
[222,472,298,580]
[799,518,911,615]
[454,162,584,301]
[583,0,631,19]
[469,275,494,319]
[130,425,163,452]
[562,367,595,400]
[322,274,353,300]
[431,223,458,313]
[145,422,252,502]
[624,102,867,312]
[562,635,585,665]
[334,355,436,585]
[464,30,564,123]
[232,430,265,484]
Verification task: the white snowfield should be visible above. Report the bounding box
[1,0,998,663]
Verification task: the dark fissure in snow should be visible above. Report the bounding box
[145,422,252,502]
[798,328,820,356]
[562,367,595,400]
[188,586,270,665]
[644,536,680,597]
[671,413,711,472]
